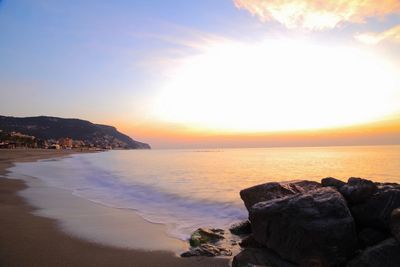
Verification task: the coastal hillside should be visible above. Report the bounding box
[0,115,150,149]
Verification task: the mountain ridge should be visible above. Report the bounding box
[0,115,150,149]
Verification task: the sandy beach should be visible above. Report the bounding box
[0,149,229,267]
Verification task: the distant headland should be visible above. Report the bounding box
[0,115,150,150]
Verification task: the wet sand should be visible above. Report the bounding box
[0,149,229,267]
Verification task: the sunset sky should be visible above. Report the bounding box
[1,0,400,148]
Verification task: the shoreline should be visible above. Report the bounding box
[0,149,229,267]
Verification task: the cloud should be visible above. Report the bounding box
[234,0,400,30]
[132,24,234,71]
[355,24,400,45]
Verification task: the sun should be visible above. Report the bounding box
[154,39,400,133]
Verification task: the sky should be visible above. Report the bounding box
[0,0,400,148]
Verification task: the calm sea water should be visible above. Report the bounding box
[10,146,400,240]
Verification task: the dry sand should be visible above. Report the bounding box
[0,149,229,267]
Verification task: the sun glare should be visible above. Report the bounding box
[154,40,400,133]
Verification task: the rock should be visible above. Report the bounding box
[390,208,400,241]
[229,220,252,236]
[376,182,400,188]
[230,240,238,246]
[358,228,388,247]
[181,244,232,257]
[351,185,400,230]
[210,228,225,235]
[340,177,377,204]
[321,177,346,190]
[239,235,264,248]
[232,248,298,267]
[249,187,357,266]
[189,228,224,247]
[347,238,400,267]
[240,180,321,210]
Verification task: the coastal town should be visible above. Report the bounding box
[0,115,151,150]
[0,129,125,150]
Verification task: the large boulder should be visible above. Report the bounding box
[229,220,252,236]
[249,187,357,266]
[340,177,378,204]
[347,238,400,267]
[390,208,400,242]
[351,184,400,230]
[240,180,321,210]
[358,228,388,248]
[232,248,298,267]
[239,235,264,248]
[321,177,346,190]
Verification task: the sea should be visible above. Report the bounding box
[8,145,400,243]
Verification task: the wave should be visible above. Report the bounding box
[15,155,247,240]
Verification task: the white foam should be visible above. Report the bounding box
[9,153,247,240]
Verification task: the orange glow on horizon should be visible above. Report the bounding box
[115,116,400,148]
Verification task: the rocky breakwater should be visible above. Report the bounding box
[182,178,400,267]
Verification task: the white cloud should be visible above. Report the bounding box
[355,25,400,45]
[234,0,400,30]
